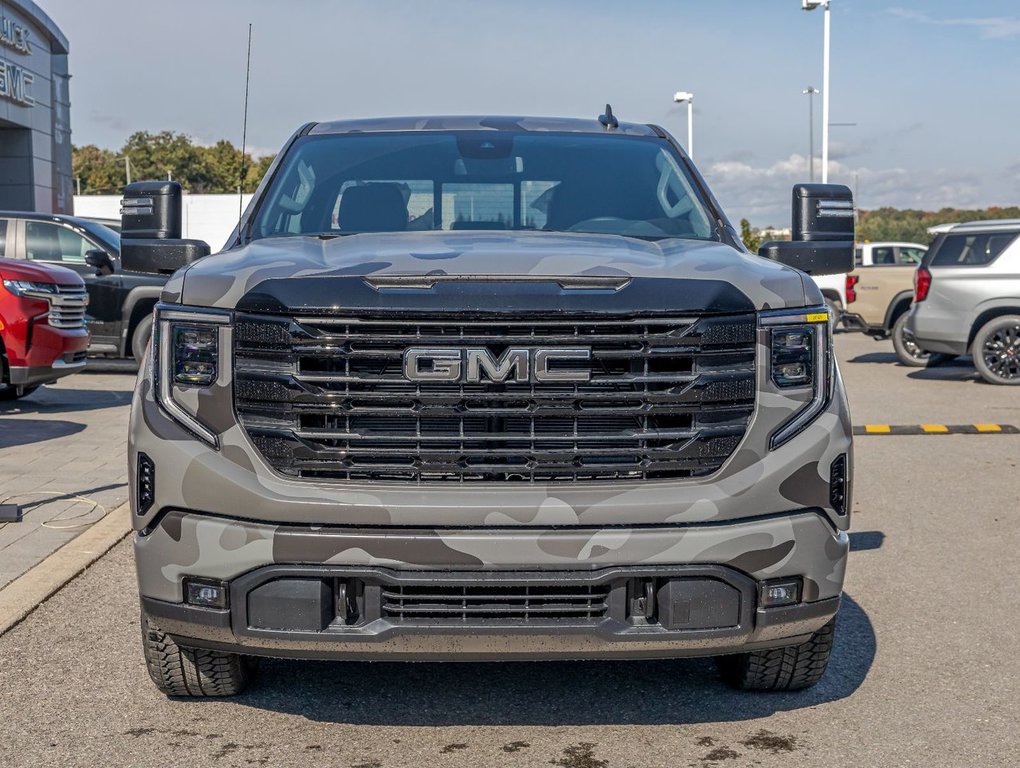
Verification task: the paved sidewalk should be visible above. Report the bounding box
[0,369,135,589]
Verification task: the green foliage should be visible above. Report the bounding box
[857,206,1020,245]
[739,218,762,252]
[72,132,275,195]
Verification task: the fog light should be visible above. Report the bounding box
[759,578,802,608]
[184,578,228,609]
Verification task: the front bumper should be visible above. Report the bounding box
[7,322,89,386]
[8,353,88,386]
[135,508,846,660]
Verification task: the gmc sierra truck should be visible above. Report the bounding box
[125,112,855,697]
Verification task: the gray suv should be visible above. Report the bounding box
[907,220,1020,384]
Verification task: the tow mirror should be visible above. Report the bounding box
[84,248,114,276]
[758,183,855,276]
[119,181,210,274]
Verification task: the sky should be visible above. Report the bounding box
[43,0,1020,226]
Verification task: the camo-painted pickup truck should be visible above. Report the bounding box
[127,114,855,696]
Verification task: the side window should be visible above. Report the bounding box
[871,246,896,265]
[931,233,1017,267]
[0,220,7,257]
[897,247,926,265]
[854,247,863,267]
[24,221,93,264]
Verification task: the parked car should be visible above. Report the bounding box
[907,220,1020,384]
[0,211,167,360]
[840,241,928,365]
[0,256,89,400]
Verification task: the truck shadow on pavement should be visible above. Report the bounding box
[0,388,133,415]
[232,595,875,726]
[0,418,86,449]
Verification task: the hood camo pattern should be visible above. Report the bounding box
[162,231,816,313]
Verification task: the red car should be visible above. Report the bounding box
[0,257,89,400]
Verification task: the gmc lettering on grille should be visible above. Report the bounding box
[402,347,592,384]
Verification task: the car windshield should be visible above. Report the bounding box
[249,131,716,242]
[75,219,121,255]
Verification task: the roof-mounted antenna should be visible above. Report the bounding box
[598,103,619,131]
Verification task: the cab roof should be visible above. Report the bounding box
[308,115,660,137]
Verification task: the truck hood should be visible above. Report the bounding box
[0,257,83,286]
[167,231,813,314]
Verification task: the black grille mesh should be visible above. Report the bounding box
[233,313,757,482]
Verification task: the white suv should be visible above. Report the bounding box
[906,220,1020,384]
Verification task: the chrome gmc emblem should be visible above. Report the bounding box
[403,347,591,384]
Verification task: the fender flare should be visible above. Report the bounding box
[119,287,164,355]
[883,291,915,331]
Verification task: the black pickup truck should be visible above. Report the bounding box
[0,211,166,359]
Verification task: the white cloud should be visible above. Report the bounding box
[887,8,1020,39]
[703,153,1000,226]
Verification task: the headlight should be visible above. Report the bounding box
[154,305,231,447]
[2,280,58,298]
[762,307,831,450]
[172,325,219,387]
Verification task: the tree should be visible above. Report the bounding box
[72,133,275,195]
[739,218,762,252]
[72,144,123,194]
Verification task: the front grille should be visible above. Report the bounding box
[381,583,611,623]
[233,312,757,483]
[48,285,88,329]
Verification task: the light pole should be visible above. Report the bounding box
[673,90,694,158]
[802,0,831,182]
[802,86,819,181]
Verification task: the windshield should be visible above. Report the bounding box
[249,132,715,242]
[75,219,121,255]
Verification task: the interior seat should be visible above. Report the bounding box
[338,184,408,233]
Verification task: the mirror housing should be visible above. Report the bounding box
[119,180,210,274]
[758,183,855,276]
[84,248,114,276]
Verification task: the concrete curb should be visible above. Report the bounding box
[0,501,131,636]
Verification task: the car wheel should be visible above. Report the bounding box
[972,315,1020,385]
[716,618,836,691]
[141,613,257,697]
[891,314,929,367]
[0,384,40,401]
[131,314,154,362]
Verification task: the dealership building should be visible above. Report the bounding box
[0,0,71,213]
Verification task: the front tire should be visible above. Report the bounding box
[141,614,256,697]
[0,384,40,401]
[973,315,1020,385]
[131,314,154,362]
[716,618,835,691]
[891,314,929,367]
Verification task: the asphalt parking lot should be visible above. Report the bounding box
[0,334,1017,768]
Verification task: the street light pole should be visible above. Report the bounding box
[821,1,830,182]
[802,0,831,182]
[673,91,694,157]
[803,87,819,182]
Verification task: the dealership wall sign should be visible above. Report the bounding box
[0,60,34,106]
[1,16,33,55]
[0,1,72,213]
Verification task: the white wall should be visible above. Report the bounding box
[73,194,255,253]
